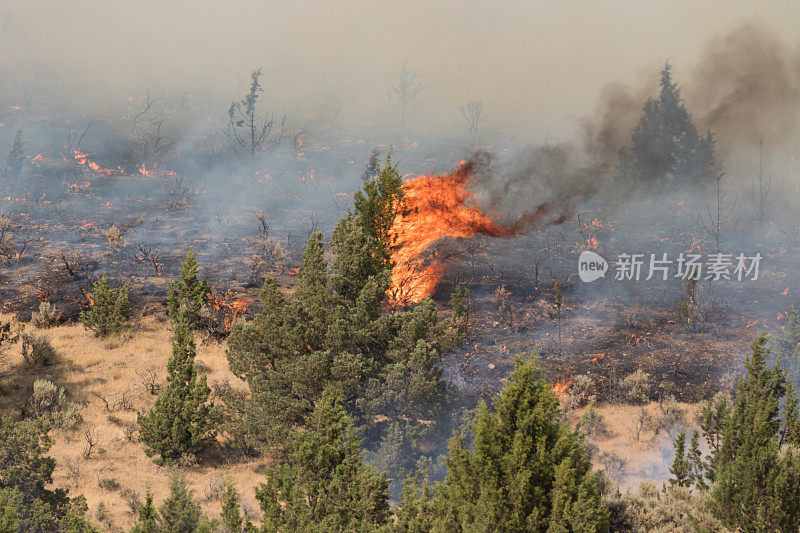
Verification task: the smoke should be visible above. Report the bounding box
[687,21,800,154]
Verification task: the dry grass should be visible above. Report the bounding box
[0,314,262,530]
[568,401,702,492]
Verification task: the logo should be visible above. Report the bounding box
[578,251,608,282]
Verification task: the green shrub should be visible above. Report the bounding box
[98,477,120,492]
[79,274,132,337]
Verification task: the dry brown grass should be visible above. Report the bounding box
[568,401,702,492]
[0,314,262,530]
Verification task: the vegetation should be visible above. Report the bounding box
[79,273,132,337]
[0,416,95,531]
[668,333,800,531]
[255,392,390,530]
[417,356,608,531]
[138,312,215,463]
[620,62,719,188]
[166,249,210,329]
[225,158,452,487]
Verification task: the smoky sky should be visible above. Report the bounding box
[3,1,800,142]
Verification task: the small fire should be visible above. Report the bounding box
[551,378,572,401]
[70,150,123,176]
[387,160,545,306]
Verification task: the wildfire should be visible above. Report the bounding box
[70,150,124,176]
[387,160,545,306]
[551,378,572,401]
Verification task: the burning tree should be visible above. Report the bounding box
[226,69,284,159]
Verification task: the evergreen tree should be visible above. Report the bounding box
[0,416,95,531]
[687,429,706,490]
[708,333,800,531]
[158,477,202,533]
[668,430,691,487]
[79,273,132,337]
[430,356,608,531]
[350,154,403,276]
[167,249,210,329]
[623,63,718,188]
[220,484,242,533]
[2,128,25,195]
[678,333,800,530]
[254,392,390,531]
[130,490,159,533]
[393,471,435,532]
[138,312,214,463]
[776,305,800,386]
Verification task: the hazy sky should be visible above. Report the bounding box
[2,1,800,138]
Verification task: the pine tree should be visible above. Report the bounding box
[687,430,706,490]
[669,430,691,487]
[0,416,95,531]
[430,355,608,531]
[394,471,435,532]
[625,62,717,187]
[167,249,210,329]
[130,490,159,533]
[254,392,390,531]
[79,274,132,337]
[352,154,403,273]
[2,128,25,195]
[699,333,800,530]
[138,312,214,463]
[776,306,800,385]
[220,484,242,533]
[158,477,202,533]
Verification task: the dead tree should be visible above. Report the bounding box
[133,242,162,276]
[389,63,425,129]
[698,172,735,253]
[460,100,483,136]
[752,136,773,224]
[226,69,284,159]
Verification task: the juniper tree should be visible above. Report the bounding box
[430,355,608,531]
[0,416,95,531]
[776,305,800,385]
[79,273,132,337]
[130,490,158,533]
[226,69,284,159]
[220,484,243,533]
[2,128,24,195]
[677,333,800,531]
[255,392,390,531]
[158,476,202,533]
[138,312,214,463]
[166,249,210,329]
[668,430,691,487]
[622,63,718,188]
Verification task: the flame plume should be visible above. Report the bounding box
[387,160,546,306]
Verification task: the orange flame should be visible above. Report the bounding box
[387,160,545,306]
[70,150,123,176]
[551,379,572,401]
